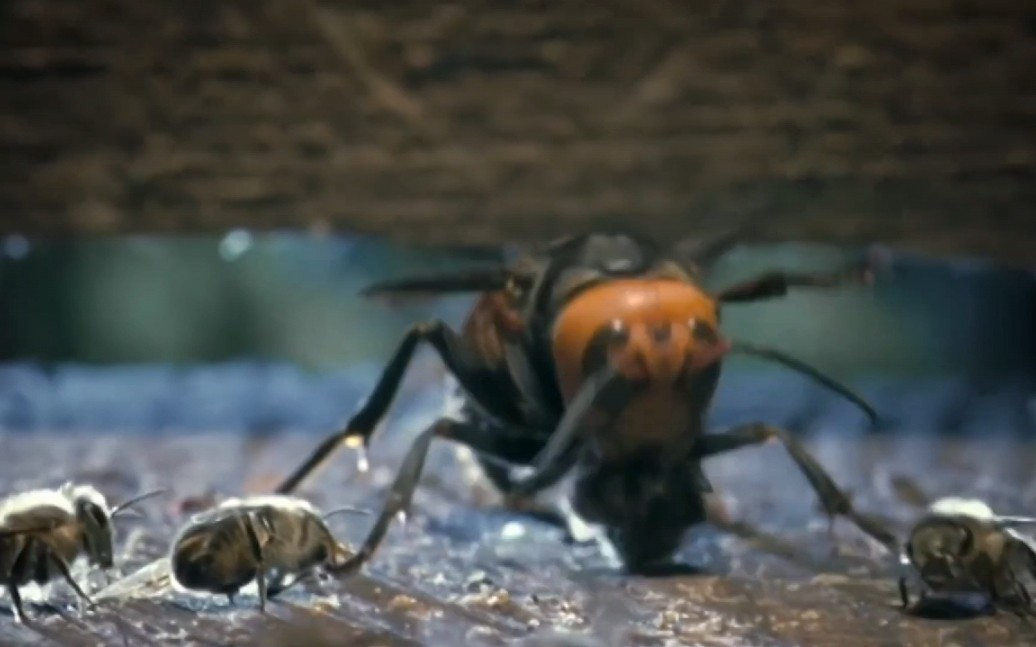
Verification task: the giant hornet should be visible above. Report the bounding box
[274,231,897,573]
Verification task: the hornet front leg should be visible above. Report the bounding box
[506,366,629,499]
[326,416,531,576]
[275,320,509,494]
[328,371,630,578]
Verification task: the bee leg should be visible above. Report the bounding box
[7,585,26,624]
[1015,580,1033,609]
[47,551,95,613]
[714,262,873,304]
[994,568,1033,619]
[275,320,507,495]
[242,512,268,613]
[447,414,579,534]
[6,540,35,623]
[898,576,911,608]
[1015,542,1036,616]
[693,423,899,552]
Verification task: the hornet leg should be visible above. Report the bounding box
[496,446,587,543]
[275,320,508,494]
[498,367,633,541]
[327,417,543,577]
[443,411,580,530]
[715,263,872,304]
[507,366,630,500]
[693,423,898,550]
[467,440,582,530]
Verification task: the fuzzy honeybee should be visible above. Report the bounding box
[899,496,1036,616]
[0,483,163,622]
[169,494,369,611]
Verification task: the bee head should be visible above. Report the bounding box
[60,484,165,570]
[64,484,116,569]
[907,519,975,587]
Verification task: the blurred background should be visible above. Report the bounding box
[0,233,1031,435]
[0,0,1032,431]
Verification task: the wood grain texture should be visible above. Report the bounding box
[0,429,1033,646]
[0,0,1034,265]
[0,353,1033,647]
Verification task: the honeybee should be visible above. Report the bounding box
[0,482,164,622]
[168,494,368,611]
[899,496,1036,616]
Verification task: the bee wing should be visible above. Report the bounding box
[1005,528,1036,554]
[92,556,174,601]
[0,505,75,538]
[187,504,246,524]
[1003,527,1036,581]
[996,516,1036,527]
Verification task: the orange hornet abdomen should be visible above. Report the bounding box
[549,278,726,404]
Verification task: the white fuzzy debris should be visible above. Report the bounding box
[554,496,605,545]
[440,374,469,423]
[928,496,996,520]
[501,521,526,540]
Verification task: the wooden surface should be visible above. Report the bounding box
[1,433,1033,646]
[0,363,1034,646]
[1,0,1035,266]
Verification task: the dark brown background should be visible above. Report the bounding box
[1,0,1034,265]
